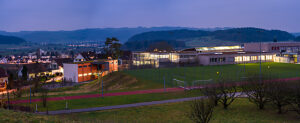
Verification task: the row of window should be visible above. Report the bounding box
[210,57,226,63]
[180,55,196,58]
[235,55,273,62]
[78,65,92,68]
[78,73,99,77]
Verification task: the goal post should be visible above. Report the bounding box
[192,79,213,88]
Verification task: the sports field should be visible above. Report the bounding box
[124,62,300,87]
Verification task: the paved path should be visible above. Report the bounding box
[10,87,184,104]
[37,92,244,115]
[37,96,205,115]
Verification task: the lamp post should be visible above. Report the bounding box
[259,38,262,81]
[257,30,263,82]
[97,64,104,97]
[6,81,10,109]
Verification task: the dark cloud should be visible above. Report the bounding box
[0,0,299,32]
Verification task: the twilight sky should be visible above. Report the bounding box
[0,0,299,32]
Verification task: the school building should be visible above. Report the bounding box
[63,59,118,82]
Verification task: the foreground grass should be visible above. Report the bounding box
[19,90,201,111]
[60,98,300,123]
[2,98,300,123]
[0,109,59,123]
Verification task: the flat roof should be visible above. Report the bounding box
[199,51,274,56]
[195,45,242,52]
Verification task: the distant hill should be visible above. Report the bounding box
[124,27,295,51]
[293,33,300,37]
[0,35,26,44]
[127,30,211,42]
[295,36,300,41]
[0,27,200,44]
[0,27,234,44]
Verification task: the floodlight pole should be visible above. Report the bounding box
[30,87,31,104]
[259,40,262,82]
[163,76,166,92]
[97,65,104,97]
[6,82,10,109]
[101,74,104,97]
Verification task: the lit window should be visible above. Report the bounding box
[88,73,92,75]
[84,73,87,76]
[251,56,257,61]
[78,74,83,77]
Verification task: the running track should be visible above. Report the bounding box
[9,77,300,104]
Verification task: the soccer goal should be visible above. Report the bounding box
[191,79,213,89]
[173,78,187,89]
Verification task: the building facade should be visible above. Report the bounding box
[0,68,8,91]
[63,59,118,82]
[131,42,300,67]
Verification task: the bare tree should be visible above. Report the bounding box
[266,81,290,114]
[217,78,238,110]
[201,86,222,106]
[30,76,41,97]
[286,81,300,115]
[40,88,49,108]
[242,75,270,109]
[188,99,215,123]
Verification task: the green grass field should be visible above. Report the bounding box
[124,62,300,87]
[11,63,300,112]
[3,63,300,122]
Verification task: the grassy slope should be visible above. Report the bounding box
[60,98,300,123]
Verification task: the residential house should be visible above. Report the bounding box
[0,67,8,90]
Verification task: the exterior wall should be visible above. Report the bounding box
[244,43,270,52]
[74,54,86,62]
[198,53,275,66]
[0,77,8,90]
[64,60,118,83]
[77,63,98,82]
[198,55,235,66]
[274,56,290,63]
[63,63,78,82]
[244,42,300,53]
[107,60,118,72]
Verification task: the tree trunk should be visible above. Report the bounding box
[259,103,264,110]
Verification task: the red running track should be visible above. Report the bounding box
[9,77,300,104]
[10,87,184,104]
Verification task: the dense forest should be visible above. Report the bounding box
[295,36,300,41]
[0,35,26,44]
[124,27,296,50]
